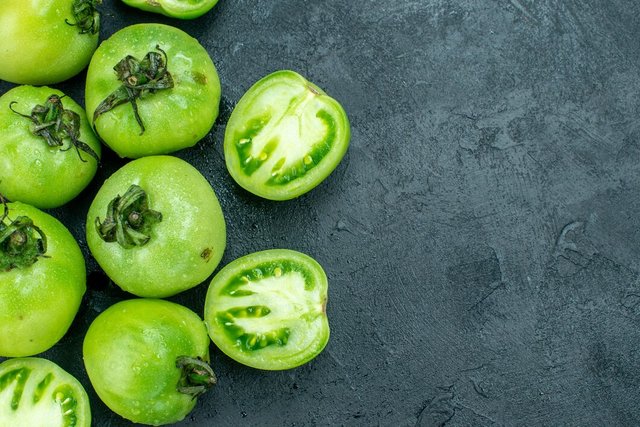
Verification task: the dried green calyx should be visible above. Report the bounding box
[9,94,100,163]
[95,185,162,248]
[66,0,101,35]
[93,46,174,135]
[0,199,47,272]
[175,356,217,399]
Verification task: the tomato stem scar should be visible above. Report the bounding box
[9,95,100,163]
[93,45,174,135]
[175,356,216,399]
[65,0,102,35]
[0,196,48,271]
[94,184,162,248]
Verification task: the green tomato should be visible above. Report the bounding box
[0,85,101,209]
[0,0,100,85]
[224,70,350,200]
[86,155,226,297]
[204,249,330,370]
[83,298,215,426]
[122,0,219,19]
[0,202,86,357]
[0,357,91,427]
[85,23,221,158]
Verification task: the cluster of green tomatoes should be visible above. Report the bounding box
[0,0,350,425]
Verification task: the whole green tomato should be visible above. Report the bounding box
[0,85,101,209]
[86,155,226,297]
[0,0,100,85]
[0,357,92,427]
[0,201,86,357]
[85,23,221,158]
[83,298,215,426]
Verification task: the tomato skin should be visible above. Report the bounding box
[204,249,330,370]
[224,70,350,200]
[0,0,99,85]
[86,155,226,297]
[0,357,91,427]
[121,0,219,19]
[85,23,221,158]
[0,85,101,209]
[83,299,211,426]
[0,202,86,357]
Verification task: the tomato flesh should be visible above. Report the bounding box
[121,0,219,19]
[224,70,350,200]
[205,249,330,370]
[0,358,91,427]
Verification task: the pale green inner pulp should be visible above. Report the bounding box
[226,273,315,333]
[233,81,336,184]
[0,368,80,427]
[214,269,326,354]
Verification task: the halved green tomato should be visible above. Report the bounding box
[204,249,330,370]
[121,0,219,19]
[223,70,350,201]
[0,357,91,427]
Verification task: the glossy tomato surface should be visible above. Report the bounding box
[85,23,220,158]
[0,202,86,357]
[121,0,219,19]
[204,249,330,370]
[0,357,91,427]
[224,70,350,200]
[0,0,100,85]
[83,299,213,426]
[86,155,226,297]
[0,85,101,209]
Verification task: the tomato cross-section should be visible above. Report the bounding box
[0,358,91,427]
[224,70,350,200]
[121,0,219,19]
[204,249,330,370]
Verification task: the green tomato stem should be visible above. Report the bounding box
[93,45,174,135]
[9,94,100,163]
[94,184,162,248]
[175,356,217,399]
[65,0,102,35]
[0,200,48,271]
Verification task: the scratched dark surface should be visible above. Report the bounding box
[2,0,640,425]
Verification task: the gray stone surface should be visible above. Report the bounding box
[2,0,640,425]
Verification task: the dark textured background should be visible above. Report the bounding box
[2,0,640,425]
